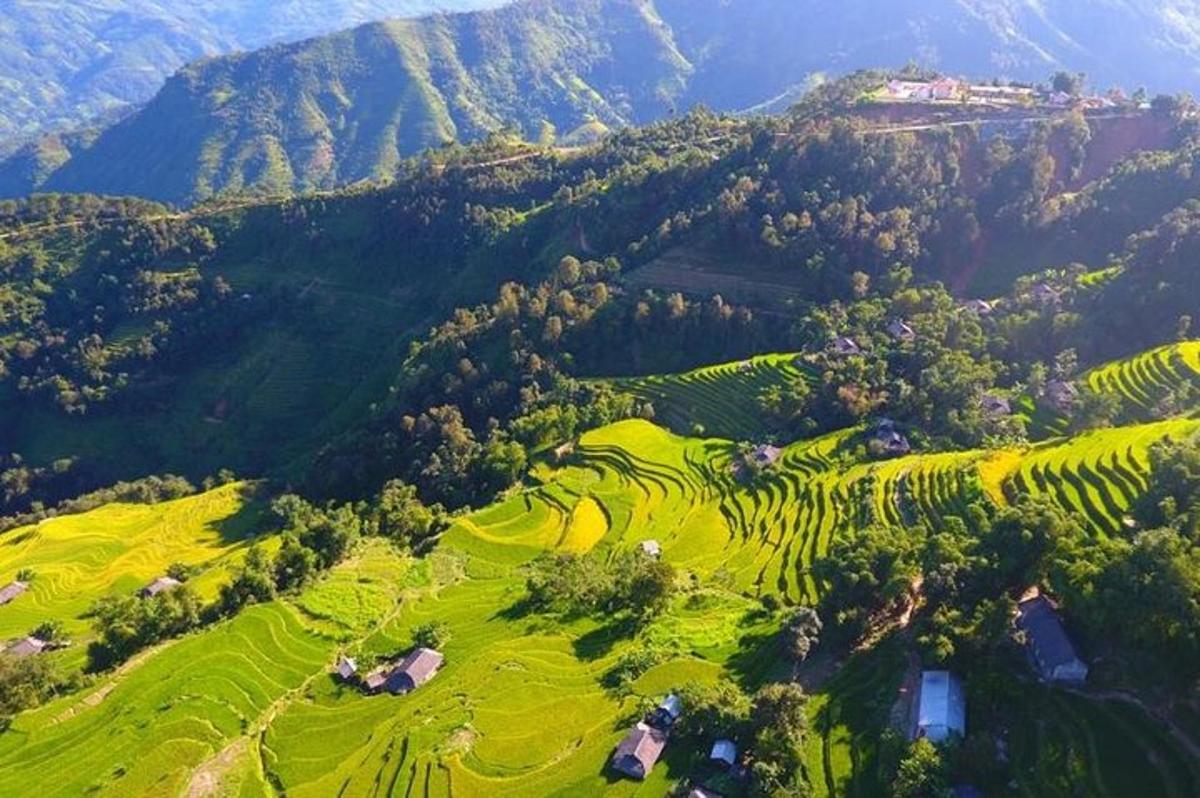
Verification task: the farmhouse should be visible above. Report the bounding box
[5,636,48,658]
[553,441,575,462]
[384,647,445,694]
[640,539,663,558]
[336,656,358,682]
[362,666,390,693]
[140,576,182,598]
[871,421,911,457]
[1044,380,1080,412]
[710,738,738,768]
[980,394,1012,417]
[831,336,862,357]
[1016,595,1088,683]
[1032,283,1061,305]
[749,444,782,468]
[963,299,994,315]
[915,670,966,743]
[611,722,668,780]
[887,319,917,342]
[650,693,683,729]
[0,581,28,606]
[689,788,724,798]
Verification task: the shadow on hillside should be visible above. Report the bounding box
[213,484,274,543]
[573,616,639,661]
[726,628,788,690]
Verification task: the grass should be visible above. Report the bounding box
[0,483,269,649]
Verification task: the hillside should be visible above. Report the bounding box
[12,0,1200,203]
[2,386,1200,795]
[0,0,502,148]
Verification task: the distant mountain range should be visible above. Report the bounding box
[7,0,1200,204]
[0,0,502,147]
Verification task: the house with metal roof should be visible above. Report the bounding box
[0,581,28,606]
[611,722,668,780]
[980,394,1012,417]
[914,670,966,743]
[887,319,917,342]
[336,656,358,682]
[1016,595,1088,683]
[5,636,47,658]
[140,576,182,598]
[710,738,738,768]
[650,693,683,730]
[384,647,444,694]
[640,540,662,559]
[831,336,862,357]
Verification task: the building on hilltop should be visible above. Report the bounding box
[1016,594,1088,683]
[640,539,663,559]
[140,576,183,598]
[611,722,668,780]
[384,647,445,694]
[0,581,28,606]
[914,670,966,743]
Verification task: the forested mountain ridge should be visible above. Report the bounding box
[0,0,503,148]
[11,0,1200,204]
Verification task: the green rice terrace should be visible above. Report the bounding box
[2,345,1200,797]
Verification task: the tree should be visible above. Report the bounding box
[412,621,452,650]
[749,683,811,797]
[273,535,319,590]
[30,620,64,643]
[780,607,823,663]
[219,546,276,615]
[891,738,951,798]
[374,480,443,545]
[673,681,751,742]
[1051,71,1085,97]
[0,654,57,716]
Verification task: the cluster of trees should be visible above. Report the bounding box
[524,548,677,622]
[0,472,195,532]
[672,680,812,797]
[88,480,444,670]
[308,255,776,508]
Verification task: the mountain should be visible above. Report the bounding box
[3,96,1200,796]
[0,0,504,147]
[8,0,1200,204]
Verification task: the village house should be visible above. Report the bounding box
[553,441,575,463]
[748,444,782,469]
[363,666,390,693]
[0,581,28,606]
[611,722,668,780]
[710,738,738,768]
[1044,380,1080,412]
[650,693,683,730]
[914,670,966,743]
[640,539,663,559]
[871,420,911,457]
[887,319,917,343]
[5,636,48,658]
[336,656,358,682]
[1016,594,1089,683]
[384,648,445,694]
[689,788,724,798]
[980,394,1012,417]
[140,576,183,598]
[1032,283,1061,305]
[962,299,994,316]
[737,360,754,374]
[831,336,862,357]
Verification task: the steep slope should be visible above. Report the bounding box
[15,0,1200,204]
[0,0,503,146]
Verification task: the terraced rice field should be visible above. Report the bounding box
[997,418,1200,536]
[610,353,813,440]
[0,483,267,644]
[1086,342,1200,416]
[4,358,1200,795]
